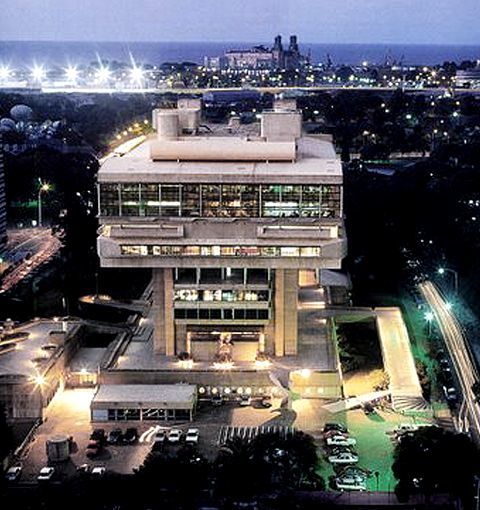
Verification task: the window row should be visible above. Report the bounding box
[99,183,341,218]
[120,245,322,257]
[174,289,269,302]
[174,308,270,320]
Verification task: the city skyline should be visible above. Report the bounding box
[0,0,479,45]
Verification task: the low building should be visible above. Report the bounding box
[0,320,82,421]
[90,384,197,422]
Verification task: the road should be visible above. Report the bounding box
[419,281,480,440]
[0,228,62,293]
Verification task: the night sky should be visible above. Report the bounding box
[1,0,479,44]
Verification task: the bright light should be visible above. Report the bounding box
[31,65,46,82]
[0,65,11,81]
[362,61,368,67]
[80,368,88,375]
[424,312,434,322]
[65,65,78,82]
[130,66,144,85]
[255,359,271,369]
[299,368,312,379]
[40,182,51,193]
[95,66,111,83]
[213,361,234,370]
[438,268,445,275]
[445,302,452,311]
[33,374,46,386]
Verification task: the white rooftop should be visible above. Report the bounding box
[99,136,342,184]
[92,384,196,406]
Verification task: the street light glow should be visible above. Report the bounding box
[31,64,46,82]
[130,66,144,85]
[96,66,111,83]
[424,311,434,322]
[438,267,445,275]
[0,65,11,81]
[65,65,78,82]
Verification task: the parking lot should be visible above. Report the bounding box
[13,387,433,489]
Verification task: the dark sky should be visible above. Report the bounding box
[1,0,479,44]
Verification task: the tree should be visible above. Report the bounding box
[393,427,479,502]
[0,403,13,460]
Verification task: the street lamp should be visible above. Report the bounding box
[38,181,51,227]
[424,311,434,336]
[438,267,459,295]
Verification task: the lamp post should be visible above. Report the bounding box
[37,181,50,227]
[424,311,434,336]
[438,267,459,295]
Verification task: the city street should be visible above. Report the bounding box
[419,281,480,440]
[0,228,62,293]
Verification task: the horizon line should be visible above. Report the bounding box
[0,39,479,47]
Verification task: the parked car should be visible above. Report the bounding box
[211,395,224,406]
[443,385,458,404]
[185,428,199,444]
[86,439,102,458]
[90,428,106,445]
[153,430,167,444]
[260,396,272,408]
[5,466,22,482]
[76,464,90,474]
[326,435,357,447]
[239,395,251,407]
[107,428,123,445]
[37,467,55,482]
[323,423,348,434]
[335,473,367,491]
[362,402,375,415]
[328,451,359,464]
[91,466,106,477]
[168,429,182,444]
[123,427,139,444]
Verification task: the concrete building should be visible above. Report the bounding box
[205,35,307,71]
[0,320,81,421]
[0,142,6,252]
[97,99,346,380]
[90,384,196,422]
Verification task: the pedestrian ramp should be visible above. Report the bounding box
[217,425,296,445]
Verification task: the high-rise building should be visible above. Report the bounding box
[0,141,6,253]
[97,99,346,373]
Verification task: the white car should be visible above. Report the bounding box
[336,474,367,491]
[185,428,199,444]
[168,429,182,443]
[91,466,106,477]
[153,430,167,444]
[326,435,357,447]
[5,466,22,482]
[37,466,55,482]
[328,451,359,464]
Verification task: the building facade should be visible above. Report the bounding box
[97,99,346,366]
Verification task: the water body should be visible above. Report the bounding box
[0,41,479,68]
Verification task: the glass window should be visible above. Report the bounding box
[140,184,160,216]
[121,184,140,216]
[321,185,341,218]
[99,183,120,216]
[160,185,180,216]
[202,185,221,217]
[301,185,320,217]
[300,247,321,257]
[280,247,300,257]
[182,184,200,217]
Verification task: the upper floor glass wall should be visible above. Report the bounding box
[99,183,341,219]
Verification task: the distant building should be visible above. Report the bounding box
[0,142,6,252]
[205,35,307,71]
[456,66,480,88]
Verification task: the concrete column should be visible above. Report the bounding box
[153,268,175,356]
[258,333,265,354]
[274,270,285,357]
[274,269,298,357]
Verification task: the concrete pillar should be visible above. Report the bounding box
[274,269,298,357]
[153,268,175,356]
[258,333,265,354]
[176,323,188,353]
